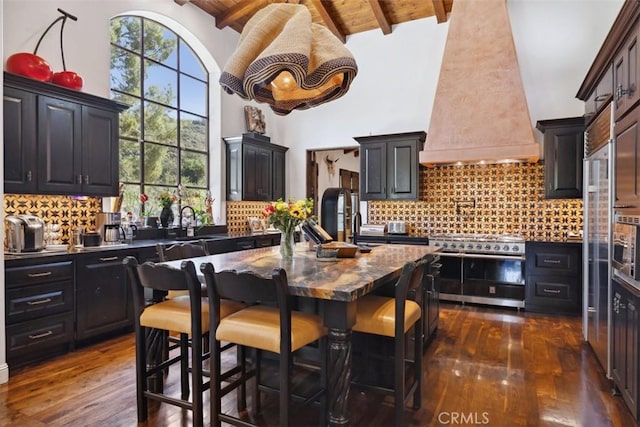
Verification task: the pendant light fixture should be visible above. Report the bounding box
[219,3,358,115]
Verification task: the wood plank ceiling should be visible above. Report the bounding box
[175,0,454,43]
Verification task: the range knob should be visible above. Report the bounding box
[450,243,457,249]
[467,243,474,250]
[476,244,483,250]
[442,243,448,249]
[503,245,509,251]
[434,242,440,247]
[484,244,491,250]
[512,246,519,252]
[493,244,500,251]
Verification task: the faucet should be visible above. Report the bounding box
[179,205,196,235]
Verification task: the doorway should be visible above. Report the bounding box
[306,148,360,222]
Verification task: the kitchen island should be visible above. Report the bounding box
[161,242,440,426]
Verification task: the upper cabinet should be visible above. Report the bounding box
[536,117,585,199]
[224,132,288,201]
[614,25,640,122]
[354,131,426,201]
[3,72,128,196]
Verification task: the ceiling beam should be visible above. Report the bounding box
[216,0,271,30]
[367,0,392,35]
[174,0,190,5]
[310,0,346,44]
[432,0,448,24]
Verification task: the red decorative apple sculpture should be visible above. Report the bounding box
[52,70,83,90]
[5,8,83,90]
[6,52,53,82]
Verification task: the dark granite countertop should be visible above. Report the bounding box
[161,243,441,301]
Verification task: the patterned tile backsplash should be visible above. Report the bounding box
[4,162,582,242]
[367,162,582,241]
[4,194,102,243]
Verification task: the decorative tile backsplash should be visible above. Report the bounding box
[4,194,102,243]
[368,162,582,242]
[226,201,269,235]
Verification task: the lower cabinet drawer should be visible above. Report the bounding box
[6,280,74,324]
[525,274,580,314]
[7,313,74,365]
[534,280,571,300]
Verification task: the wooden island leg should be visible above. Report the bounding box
[327,328,352,426]
[324,299,357,427]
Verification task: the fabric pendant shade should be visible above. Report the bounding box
[219,4,358,115]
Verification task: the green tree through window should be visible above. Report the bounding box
[110,16,209,225]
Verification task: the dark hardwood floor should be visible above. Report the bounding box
[0,303,635,426]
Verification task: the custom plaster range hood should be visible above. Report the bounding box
[420,0,540,166]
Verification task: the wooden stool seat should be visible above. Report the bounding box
[216,305,326,353]
[353,295,421,337]
[141,296,245,335]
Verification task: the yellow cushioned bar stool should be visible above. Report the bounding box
[201,262,328,427]
[157,241,209,299]
[352,259,427,427]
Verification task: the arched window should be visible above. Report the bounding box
[110,16,209,224]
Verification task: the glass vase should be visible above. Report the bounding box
[279,229,295,260]
[160,207,174,228]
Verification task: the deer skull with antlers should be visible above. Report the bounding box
[324,155,339,175]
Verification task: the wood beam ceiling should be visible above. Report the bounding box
[368,0,391,35]
[432,0,448,24]
[310,0,346,43]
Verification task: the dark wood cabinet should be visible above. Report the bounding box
[536,117,585,199]
[354,131,425,201]
[525,242,582,314]
[614,27,640,122]
[224,132,288,201]
[612,277,639,420]
[614,107,640,211]
[5,261,75,367]
[3,86,37,193]
[3,72,127,196]
[75,252,133,341]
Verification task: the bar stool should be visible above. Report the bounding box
[201,262,328,427]
[124,257,210,426]
[352,259,427,427]
[157,241,209,298]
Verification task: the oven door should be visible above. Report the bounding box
[438,252,463,300]
[463,253,526,308]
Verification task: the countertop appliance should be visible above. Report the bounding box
[428,233,526,308]
[387,221,407,235]
[96,212,122,244]
[583,103,613,378]
[320,187,352,242]
[5,214,45,253]
[359,224,387,236]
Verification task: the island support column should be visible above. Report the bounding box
[324,299,357,426]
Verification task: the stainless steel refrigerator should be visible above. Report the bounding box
[583,106,613,378]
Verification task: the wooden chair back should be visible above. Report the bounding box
[200,263,292,353]
[157,241,208,262]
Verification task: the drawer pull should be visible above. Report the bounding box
[542,259,561,264]
[29,330,53,340]
[27,271,53,278]
[543,288,562,294]
[27,298,52,306]
[99,256,119,262]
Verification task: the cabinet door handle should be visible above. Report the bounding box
[27,271,52,278]
[29,330,53,340]
[84,175,89,184]
[613,205,636,209]
[27,298,52,305]
[543,288,561,294]
[99,256,119,262]
[77,174,83,184]
[26,170,32,182]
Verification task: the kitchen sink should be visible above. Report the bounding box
[174,234,229,241]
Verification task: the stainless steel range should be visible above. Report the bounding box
[428,233,526,308]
